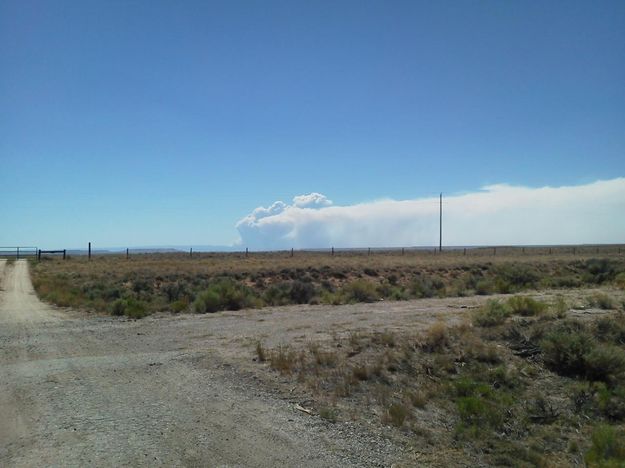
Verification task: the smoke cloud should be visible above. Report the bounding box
[236,179,625,249]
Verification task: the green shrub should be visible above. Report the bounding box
[493,264,540,291]
[377,281,408,300]
[594,316,625,345]
[263,282,291,306]
[583,259,618,285]
[475,279,494,295]
[452,373,514,437]
[110,298,149,318]
[494,278,513,294]
[541,322,595,377]
[595,384,625,421]
[265,280,316,306]
[541,321,625,383]
[288,280,316,304]
[193,278,258,313]
[545,274,582,288]
[342,279,379,303]
[111,298,126,316]
[170,298,189,313]
[193,289,221,313]
[507,296,548,316]
[473,300,510,327]
[454,377,495,398]
[409,276,440,298]
[585,345,625,383]
[615,272,625,290]
[320,290,343,305]
[584,424,625,467]
[456,396,503,430]
[162,281,188,302]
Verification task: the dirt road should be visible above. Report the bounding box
[1,260,413,467]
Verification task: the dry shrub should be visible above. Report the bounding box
[423,321,449,353]
[459,332,502,364]
[309,343,338,367]
[384,402,410,427]
[256,341,266,362]
[352,365,369,381]
[374,330,396,348]
[270,346,297,374]
[408,390,428,408]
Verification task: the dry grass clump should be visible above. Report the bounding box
[255,341,266,362]
[269,346,298,374]
[422,321,449,352]
[507,296,548,316]
[257,309,625,466]
[587,292,617,310]
[552,295,569,318]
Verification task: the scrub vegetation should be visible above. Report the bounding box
[257,304,625,466]
[30,251,625,319]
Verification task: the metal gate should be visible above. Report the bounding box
[0,246,38,259]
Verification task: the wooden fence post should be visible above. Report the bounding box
[63,249,66,260]
[16,247,20,260]
[463,248,466,256]
[291,248,294,257]
[190,248,193,257]
[401,247,405,255]
[331,247,334,256]
[37,249,41,261]
[126,248,129,260]
[245,247,248,258]
[88,242,91,260]
[493,247,497,256]
[368,247,371,256]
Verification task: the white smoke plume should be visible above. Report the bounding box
[236,179,625,250]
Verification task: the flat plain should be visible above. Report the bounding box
[2,249,625,466]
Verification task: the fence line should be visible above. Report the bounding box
[3,244,621,261]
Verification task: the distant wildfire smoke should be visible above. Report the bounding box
[236,178,625,250]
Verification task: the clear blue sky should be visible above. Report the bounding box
[1,0,624,248]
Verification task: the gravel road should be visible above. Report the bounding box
[1,260,411,467]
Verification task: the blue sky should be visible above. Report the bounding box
[1,1,624,248]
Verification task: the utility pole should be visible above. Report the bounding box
[439,192,443,252]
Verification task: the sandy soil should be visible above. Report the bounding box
[1,259,618,467]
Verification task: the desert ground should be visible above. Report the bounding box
[1,255,624,466]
